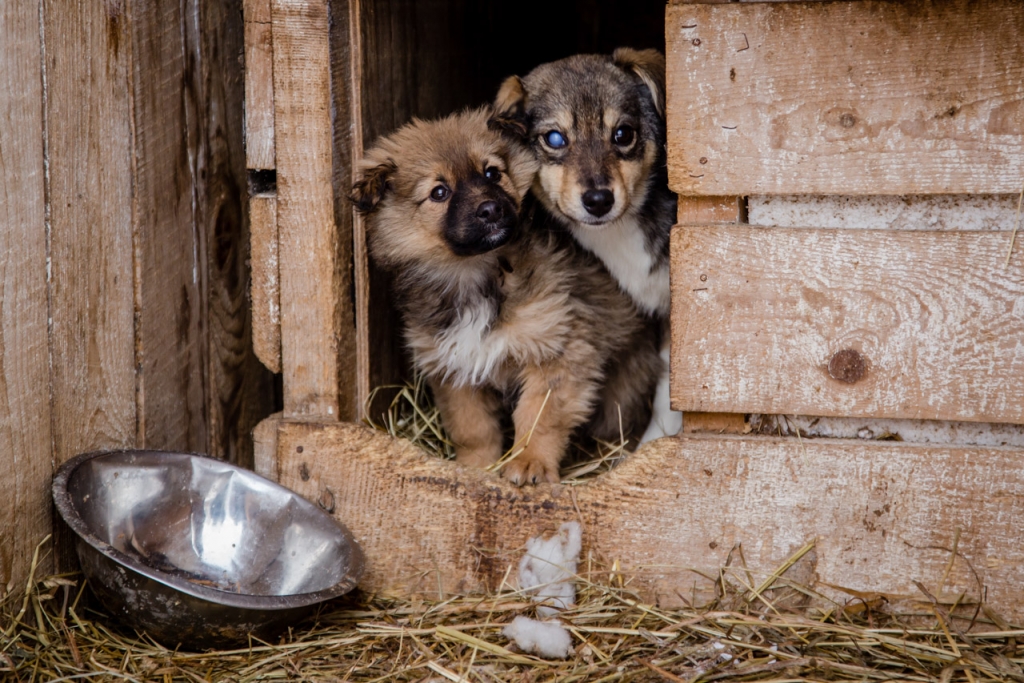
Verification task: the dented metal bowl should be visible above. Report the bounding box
[53,450,364,649]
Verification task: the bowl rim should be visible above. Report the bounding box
[53,448,365,611]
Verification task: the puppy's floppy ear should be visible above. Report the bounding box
[613,47,666,119]
[488,75,529,138]
[349,160,396,214]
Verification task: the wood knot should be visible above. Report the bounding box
[828,349,866,384]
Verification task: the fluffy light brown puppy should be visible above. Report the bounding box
[351,108,659,486]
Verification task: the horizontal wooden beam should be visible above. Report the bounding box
[670,224,1024,423]
[666,0,1024,195]
[274,420,1024,618]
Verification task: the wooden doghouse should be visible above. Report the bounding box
[247,0,1024,616]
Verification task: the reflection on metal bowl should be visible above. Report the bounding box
[52,450,364,649]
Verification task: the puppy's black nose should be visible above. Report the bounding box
[476,200,503,223]
[582,189,614,217]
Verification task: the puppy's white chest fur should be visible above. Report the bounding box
[417,303,509,387]
[412,294,569,388]
[569,216,669,317]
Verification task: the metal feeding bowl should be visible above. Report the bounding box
[53,450,364,649]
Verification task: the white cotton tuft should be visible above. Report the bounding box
[518,521,582,617]
[502,616,573,659]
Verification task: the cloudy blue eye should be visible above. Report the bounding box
[544,130,567,149]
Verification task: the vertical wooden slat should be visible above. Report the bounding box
[327,0,358,422]
[43,0,136,460]
[43,0,136,571]
[130,0,207,453]
[250,194,281,373]
[673,197,746,434]
[194,0,278,465]
[245,0,276,171]
[0,0,54,593]
[272,0,342,419]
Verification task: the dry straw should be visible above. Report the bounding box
[364,375,631,483]
[4,536,1024,682]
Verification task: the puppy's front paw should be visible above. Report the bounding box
[456,445,502,470]
[502,455,560,487]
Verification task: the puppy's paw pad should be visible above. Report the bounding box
[502,458,560,487]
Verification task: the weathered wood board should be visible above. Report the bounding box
[197,0,278,466]
[0,0,55,591]
[250,194,282,373]
[670,225,1024,423]
[44,0,137,463]
[271,0,343,418]
[132,0,207,453]
[275,421,1024,618]
[666,0,1024,195]
[244,0,275,171]
[674,196,746,435]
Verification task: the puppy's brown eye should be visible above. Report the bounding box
[430,185,451,202]
[484,166,501,183]
[613,125,635,146]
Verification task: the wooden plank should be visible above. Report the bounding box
[130,0,207,453]
[327,0,357,421]
[670,225,1024,423]
[676,195,742,225]
[250,194,281,373]
[0,0,54,593]
[244,0,275,170]
[253,412,283,480]
[44,0,136,461]
[675,196,744,435]
[277,421,1024,618]
[43,0,137,571]
[272,0,341,419]
[194,0,278,466]
[666,1,1024,195]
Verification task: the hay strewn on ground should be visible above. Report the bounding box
[4,538,1024,682]
[364,376,631,483]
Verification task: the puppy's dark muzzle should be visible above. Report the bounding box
[445,193,518,256]
[582,189,615,218]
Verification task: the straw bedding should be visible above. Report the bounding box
[4,536,1024,682]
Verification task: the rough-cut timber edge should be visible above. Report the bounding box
[670,225,1024,424]
[271,0,343,419]
[250,194,281,373]
[272,420,1024,620]
[244,0,275,171]
[673,196,747,436]
[0,0,55,590]
[666,1,1024,195]
[253,412,282,480]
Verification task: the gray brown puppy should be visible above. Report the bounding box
[490,48,681,439]
[351,108,659,485]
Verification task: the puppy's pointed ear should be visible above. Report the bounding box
[488,75,528,138]
[613,47,666,119]
[350,160,396,214]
